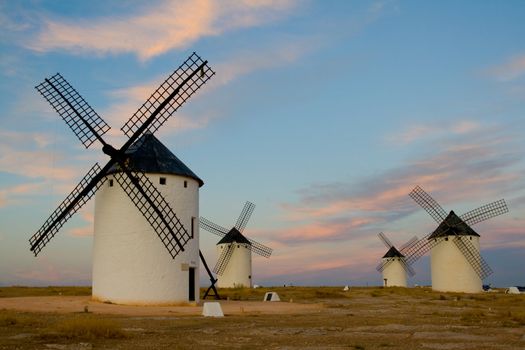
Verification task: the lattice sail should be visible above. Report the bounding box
[121,52,215,138]
[35,74,110,148]
[113,170,191,259]
[460,199,508,227]
[403,232,443,266]
[29,163,106,255]
[235,201,255,233]
[247,237,273,258]
[199,217,229,237]
[409,186,447,223]
[213,244,235,275]
[378,232,393,249]
[453,236,493,279]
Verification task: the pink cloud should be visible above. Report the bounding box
[388,120,482,145]
[27,0,298,61]
[486,53,525,81]
[67,210,94,237]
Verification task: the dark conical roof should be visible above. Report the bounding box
[382,246,404,258]
[428,210,480,239]
[217,227,251,245]
[107,133,203,187]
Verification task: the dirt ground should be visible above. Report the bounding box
[1,286,524,350]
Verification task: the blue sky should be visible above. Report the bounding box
[0,0,524,287]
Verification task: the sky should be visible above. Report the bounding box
[0,0,524,288]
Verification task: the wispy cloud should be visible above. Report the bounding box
[276,121,523,247]
[67,210,94,237]
[486,53,525,82]
[26,0,298,60]
[388,120,482,145]
[101,39,316,137]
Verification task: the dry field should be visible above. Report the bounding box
[1,286,524,349]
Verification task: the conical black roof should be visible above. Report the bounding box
[382,246,404,258]
[428,210,480,239]
[107,133,203,187]
[217,227,251,245]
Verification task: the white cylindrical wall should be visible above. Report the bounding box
[431,235,482,293]
[92,173,200,305]
[216,243,252,288]
[382,258,408,287]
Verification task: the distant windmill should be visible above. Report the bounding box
[200,201,273,288]
[403,185,508,293]
[376,232,417,287]
[29,52,219,304]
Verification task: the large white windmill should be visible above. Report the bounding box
[29,53,217,305]
[376,232,417,287]
[200,202,273,288]
[403,186,509,293]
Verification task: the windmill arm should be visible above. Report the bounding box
[29,162,109,255]
[460,199,508,226]
[121,53,214,148]
[409,185,447,223]
[378,232,393,249]
[235,201,255,233]
[247,237,273,258]
[199,217,229,237]
[453,237,493,279]
[213,244,235,276]
[35,74,111,149]
[113,169,192,259]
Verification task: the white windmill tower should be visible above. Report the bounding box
[93,133,203,305]
[403,186,509,293]
[376,232,417,287]
[29,53,216,305]
[200,202,273,288]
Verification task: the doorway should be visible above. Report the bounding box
[189,267,196,301]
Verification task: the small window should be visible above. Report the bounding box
[184,180,188,188]
[159,177,166,185]
[237,245,240,248]
[109,179,114,187]
[191,217,195,239]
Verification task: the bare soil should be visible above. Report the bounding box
[1,286,524,349]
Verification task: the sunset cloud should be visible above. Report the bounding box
[279,121,523,248]
[26,0,298,60]
[486,53,525,82]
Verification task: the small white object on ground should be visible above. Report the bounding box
[343,285,349,291]
[263,292,281,302]
[202,302,224,317]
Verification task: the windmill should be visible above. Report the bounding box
[29,52,219,304]
[402,185,508,293]
[200,201,273,288]
[376,232,418,287]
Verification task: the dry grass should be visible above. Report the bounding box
[43,316,127,339]
[1,286,524,349]
[0,286,91,298]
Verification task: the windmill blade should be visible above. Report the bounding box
[29,162,107,256]
[376,258,394,272]
[35,73,110,149]
[121,52,215,142]
[199,217,229,237]
[235,201,255,233]
[247,237,273,258]
[113,170,191,259]
[460,199,509,227]
[378,232,393,249]
[399,236,419,254]
[399,258,416,277]
[403,232,443,266]
[213,244,235,276]
[409,185,447,223]
[453,236,493,279]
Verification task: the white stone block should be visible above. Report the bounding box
[202,302,224,317]
[263,292,280,302]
